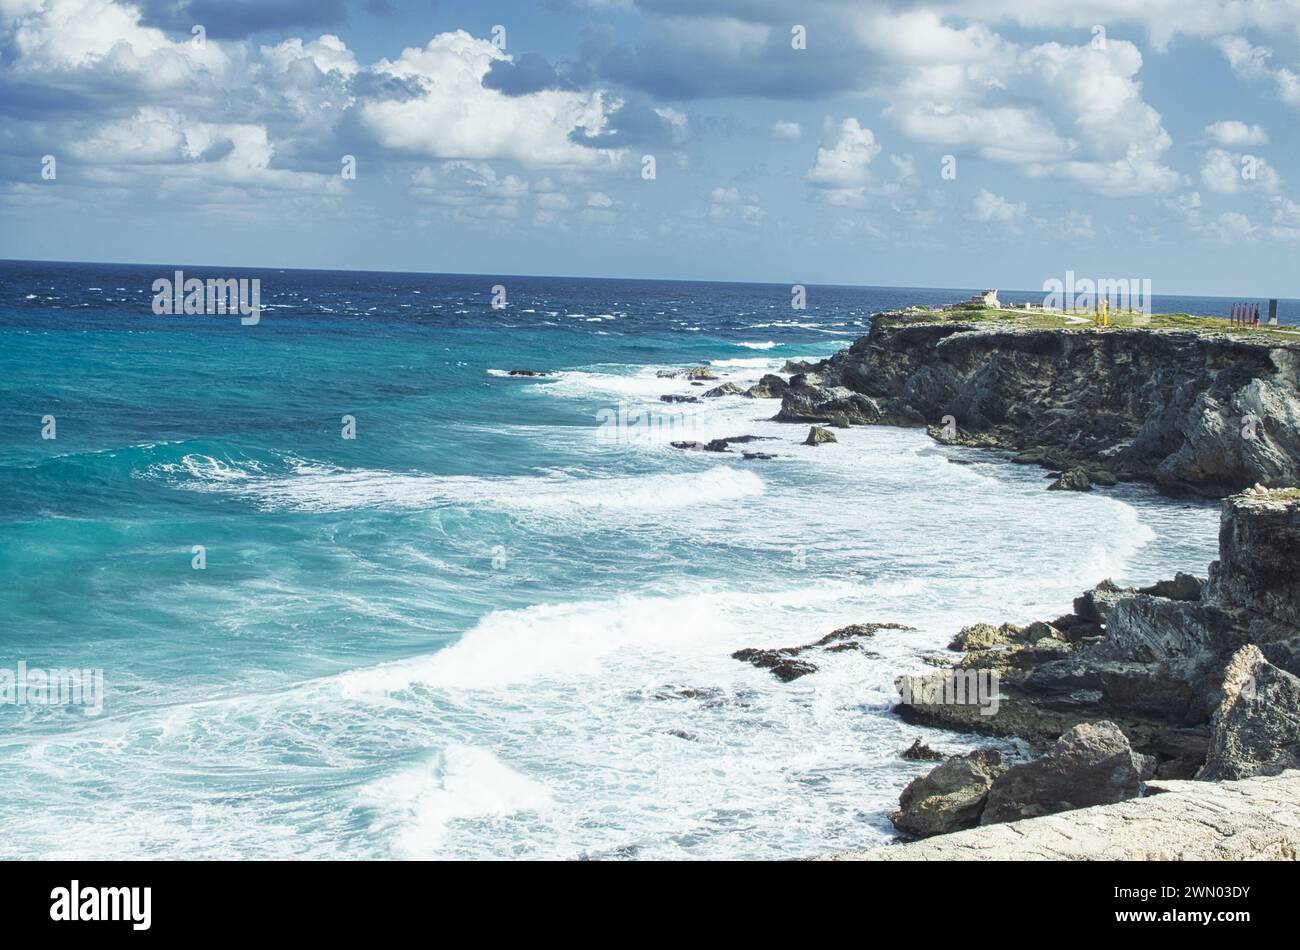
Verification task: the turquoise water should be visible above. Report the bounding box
[0,261,1223,859]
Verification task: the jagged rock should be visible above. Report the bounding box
[803,425,837,446]
[1048,468,1092,491]
[730,649,817,682]
[659,394,700,403]
[703,382,744,397]
[742,373,789,399]
[670,441,706,451]
[1206,488,1300,625]
[741,451,777,460]
[776,382,883,426]
[1198,645,1300,780]
[733,622,913,681]
[980,721,1153,826]
[1138,572,1203,601]
[1072,580,1127,625]
[949,622,1021,651]
[782,359,819,374]
[901,738,945,761]
[890,749,1006,838]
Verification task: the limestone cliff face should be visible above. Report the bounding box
[786,315,1300,497]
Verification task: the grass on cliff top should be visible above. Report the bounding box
[890,304,1300,342]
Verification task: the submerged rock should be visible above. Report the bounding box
[669,434,772,454]
[980,721,1153,826]
[733,622,913,681]
[657,366,718,381]
[901,738,945,761]
[507,369,547,377]
[730,649,817,682]
[659,394,700,404]
[890,749,1007,838]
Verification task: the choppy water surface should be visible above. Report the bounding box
[0,262,1221,859]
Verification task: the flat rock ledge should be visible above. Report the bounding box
[821,770,1300,861]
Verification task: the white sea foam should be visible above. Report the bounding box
[357,745,553,858]
[338,581,878,694]
[162,456,764,514]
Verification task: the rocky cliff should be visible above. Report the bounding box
[782,313,1300,497]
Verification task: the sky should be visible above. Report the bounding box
[1,0,1300,295]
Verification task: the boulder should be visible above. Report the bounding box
[703,382,744,397]
[742,374,789,399]
[1048,467,1092,491]
[949,622,1021,651]
[659,394,700,404]
[803,425,837,446]
[890,749,1007,838]
[980,721,1153,825]
[1198,645,1300,780]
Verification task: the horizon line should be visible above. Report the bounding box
[0,256,1290,302]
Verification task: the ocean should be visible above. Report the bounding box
[0,259,1240,859]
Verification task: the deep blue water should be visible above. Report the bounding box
[0,259,1228,858]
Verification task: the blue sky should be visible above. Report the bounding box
[2,0,1300,295]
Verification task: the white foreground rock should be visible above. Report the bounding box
[823,771,1300,860]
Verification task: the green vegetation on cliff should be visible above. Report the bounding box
[890,305,1300,343]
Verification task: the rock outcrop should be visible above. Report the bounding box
[1199,645,1300,780]
[803,425,837,446]
[1047,468,1091,491]
[783,312,1300,497]
[824,770,1300,860]
[734,622,914,681]
[980,721,1153,825]
[896,489,1300,782]
[890,750,1006,838]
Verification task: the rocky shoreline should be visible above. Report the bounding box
[772,311,1297,853]
[653,308,1300,854]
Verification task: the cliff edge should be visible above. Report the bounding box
[781,311,1300,497]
